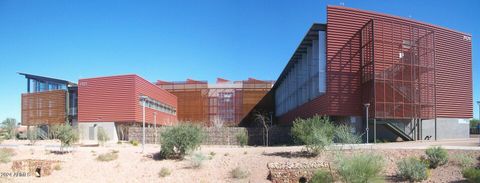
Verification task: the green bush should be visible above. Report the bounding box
[96,152,118,162]
[57,124,79,150]
[0,148,15,163]
[160,123,205,159]
[334,124,362,144]
[27,127,39,145]
[159,167,171,177]
[291,115,335,154]
[97,127,110,146]
[0,118,17,140]
[470,119,480,128]
[230,167,249,179]
[336,153,385,183]
[452,153,475,168]
[310,169,334,183]
[236,131,248,147]
[397,157,429,182]
[130,140,139,146]
[462,167,480,183]
[49,125,61,139]
[425,146,448,168]
[189,152,207,168]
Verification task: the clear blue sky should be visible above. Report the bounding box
[0,0,478,121]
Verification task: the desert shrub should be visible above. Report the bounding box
[310,169,334,183]
[336,153,385,183]
[0,148,15,163]
[57,124,79,150]
[130,140,139,146]
[27,127,39,145]
[54,164,62,171]
[97,127,110,146]
[0,118,17,140]
[471,119,480,128]
[397,157,429,182]
[462,167,480,183]
[425,146,448,168]
[189,152,207,168]
[236,131,248,147]
[159,123,205,159]
[452,153,475,168]
[230,167,249,179]
[209,151,216,156]
[49,125,61,139]
[159,167,171,177]
[96,152,118,162]
[334,124,362,144]
[291,115,335,154]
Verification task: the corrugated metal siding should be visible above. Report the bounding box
[278,6,472,123]
[78,75,136,122]
[134,76,177,125]
[326,6,472,119]
[78,75,178,124]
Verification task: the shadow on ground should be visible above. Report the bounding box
[261,151,317,158]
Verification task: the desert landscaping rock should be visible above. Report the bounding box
[0,139,478,182]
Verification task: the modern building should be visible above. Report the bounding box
[156,78,274,126]
[261,6,472,141]
[19,73,78,127]
[77,74,177,141]
[18,6,472,142]
[19,74,177,142]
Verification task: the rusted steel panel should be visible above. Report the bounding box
[21,90,67,126]
[156,79,272,126]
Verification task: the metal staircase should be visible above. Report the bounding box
[374,121,414,141]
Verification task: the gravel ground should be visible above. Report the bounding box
[0,139,478,183]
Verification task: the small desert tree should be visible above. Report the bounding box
[1,118,17,140]
[291,115,335,155]
[334,124,362,145]
[254,112,271,146]
[27,127,39,145]
[211,115,224,128]
[97,127,110,146]
[160,123,205,159]
[57,124,79,150]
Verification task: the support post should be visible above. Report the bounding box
[142,98,146,153]
[373,118,376,144]
[154,112,157,144]
[364,103,370,144]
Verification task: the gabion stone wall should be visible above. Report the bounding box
[127,126,292,146]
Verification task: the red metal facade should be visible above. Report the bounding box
[78,75,177,125]
[278,6,472,123]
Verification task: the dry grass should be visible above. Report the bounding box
[54,164,62,171]
[96,152,118,162]
[159,167,171,177]
[0,148,15,163]
[230,167,249,179]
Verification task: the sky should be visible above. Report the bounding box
[0,0,478,121]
